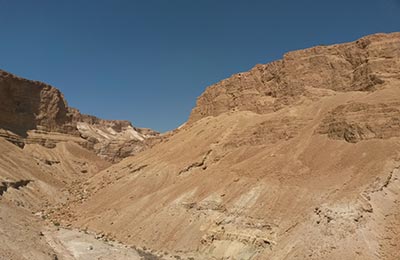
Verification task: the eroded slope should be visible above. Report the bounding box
[63,32,400,259]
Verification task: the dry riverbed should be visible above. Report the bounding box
[44,228,144,260]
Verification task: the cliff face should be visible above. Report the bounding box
[0,70,75,136]
[0,70,159,162]
[62,33,400,260]
[189,33,399,123]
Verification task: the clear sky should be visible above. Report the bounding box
[0,0,399,132]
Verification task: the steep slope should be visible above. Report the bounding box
[0,69,158,258]
[0,69,159,162]
[63,32,400,259]
[0,137,110,259]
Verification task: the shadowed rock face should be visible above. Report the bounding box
[0,180,31,196]
[0,70,159,162]
[0,70,74,136]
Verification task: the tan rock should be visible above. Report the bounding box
[189,32,400,123]
[0,70,159,162]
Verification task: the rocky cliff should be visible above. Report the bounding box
[189,33,399,123]
[0,70,76,135]
[0,70,159,162]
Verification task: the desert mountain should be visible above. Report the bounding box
[0,32,399,260]
[0,69,159,162]
[62,32,399,259]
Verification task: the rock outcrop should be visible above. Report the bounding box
[316,102,400,143]
[189,33,399,123]
[71,109,159,162]
[0,70,159,162]
[0,70,76,136]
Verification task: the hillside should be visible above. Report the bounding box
[60,32,400,259]
[0,32,399,260]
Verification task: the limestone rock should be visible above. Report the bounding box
[189,32,400,123]
[0,70,76,136]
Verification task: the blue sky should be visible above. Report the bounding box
[0,0,399,132]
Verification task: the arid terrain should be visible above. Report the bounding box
[1,32,400,259]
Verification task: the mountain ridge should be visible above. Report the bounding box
[0,32,399,260]
[189,32,399,124]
